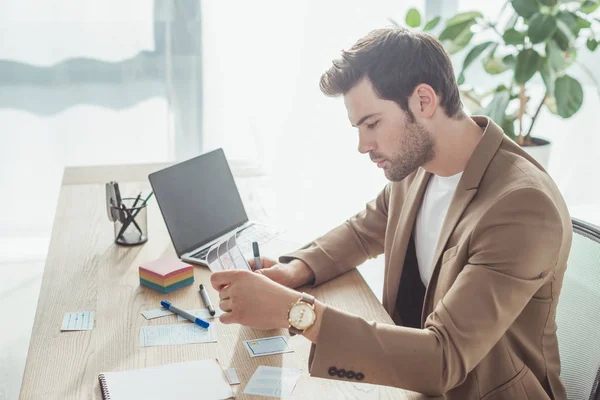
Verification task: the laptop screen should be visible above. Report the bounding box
[149,148,249,256]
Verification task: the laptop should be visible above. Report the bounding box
[148,148,278,266]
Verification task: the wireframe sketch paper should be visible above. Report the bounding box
[139,323,216,347]
[244,366,302,398]
[206,232,251,272]
[243,336,293,357]
[141,308,174,320]
[61,311,95,331]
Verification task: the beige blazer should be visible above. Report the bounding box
[281,117,572,399]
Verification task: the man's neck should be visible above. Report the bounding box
[423,115,483,177]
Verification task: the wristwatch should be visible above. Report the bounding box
[288,292,316,336]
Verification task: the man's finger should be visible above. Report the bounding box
[210,270,236,291]
[219,298,233,312]
[219,310,238,325]
[219,285,232,300]
[247,258,258,271]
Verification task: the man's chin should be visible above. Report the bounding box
[384,166,415,182]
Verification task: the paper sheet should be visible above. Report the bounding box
[176,308,224,321]
[139,324,216,347]
[226,367,241,385]
[61,311,95,331]
[206,232,251,272]
[243,336,293,357]
[99,360,233,400]
[141,308,174,320]
[244,366,302,398]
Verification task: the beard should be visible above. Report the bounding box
[379,119,435,182]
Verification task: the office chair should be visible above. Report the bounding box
[556,218,600,400]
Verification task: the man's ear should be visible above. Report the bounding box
[410,84,437,118]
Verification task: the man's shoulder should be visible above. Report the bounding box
[483,140,558,195]
[477,139,570,225]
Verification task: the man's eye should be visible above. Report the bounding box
[367,121,379,129]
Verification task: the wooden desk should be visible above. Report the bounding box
[20,164,428,399]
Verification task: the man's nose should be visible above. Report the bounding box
[357,132,375,154]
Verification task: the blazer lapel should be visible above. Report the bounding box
[421,116,506,326]
[383,168,431,315]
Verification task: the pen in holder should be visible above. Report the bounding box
[112,197,148,246]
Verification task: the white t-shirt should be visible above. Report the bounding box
[415,171,463,287]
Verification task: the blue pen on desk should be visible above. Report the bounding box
[160,300,209,329]
[252,241,262,270]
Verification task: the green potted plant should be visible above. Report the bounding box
[394,0,600,168]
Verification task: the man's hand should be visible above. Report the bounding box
[248,257,315,289]
[210,269,300,329]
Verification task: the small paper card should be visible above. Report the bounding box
[243,336,293,358]
[244,366,302,398]
[176,308,224,321]
[225,368,241,385]
[61,311,95,331]
[141,308,174,320]
[139,324,216,347]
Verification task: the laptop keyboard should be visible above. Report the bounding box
[190,225,276,260]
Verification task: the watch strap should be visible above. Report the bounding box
[300,292,315,305]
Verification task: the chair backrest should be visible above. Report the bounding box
[556,218,600,400]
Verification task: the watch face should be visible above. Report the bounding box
[289,302,316,330]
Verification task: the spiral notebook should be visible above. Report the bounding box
[98,359,233,400]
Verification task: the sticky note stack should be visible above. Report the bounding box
[139,257,194,293]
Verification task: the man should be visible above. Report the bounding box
[211,28,572,399]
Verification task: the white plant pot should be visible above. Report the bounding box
[522,137,552,170]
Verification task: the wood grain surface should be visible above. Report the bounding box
[19,165,433,400]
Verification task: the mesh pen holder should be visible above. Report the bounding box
[111,197,148,246]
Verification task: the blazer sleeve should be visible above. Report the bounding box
[279,183,392,285]
[306,187,567,396]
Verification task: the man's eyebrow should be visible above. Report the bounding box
[352,113,381,127]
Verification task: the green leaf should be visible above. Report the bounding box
[446,29,474,54]
[511,0,540,19]
[556,19,576,43]
[446,11,483,27]
[557,11,578,30]
[581,0,600,14]
[587,38,599,51]
[501,117,517,141]
[546,40,576,72]
[557,11,586,35]
[528,13,557,44]
[457,72,465,85]
[545,96,559,115]
[423,16,441,31]
[439,20,476,41]
[540,57,556,96]
[555,75,584,118]
[514,49,542,84]
[460,41,495,74]
[477,90,511,125]
[406,8,422,28]
[503,54,517,67]
[552,31,570,51]
[576,16,592,30]
[503,28,526,45]
[538,0,558,5]
[483,57,510,74]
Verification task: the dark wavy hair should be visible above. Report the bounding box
[320,28,463,119]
